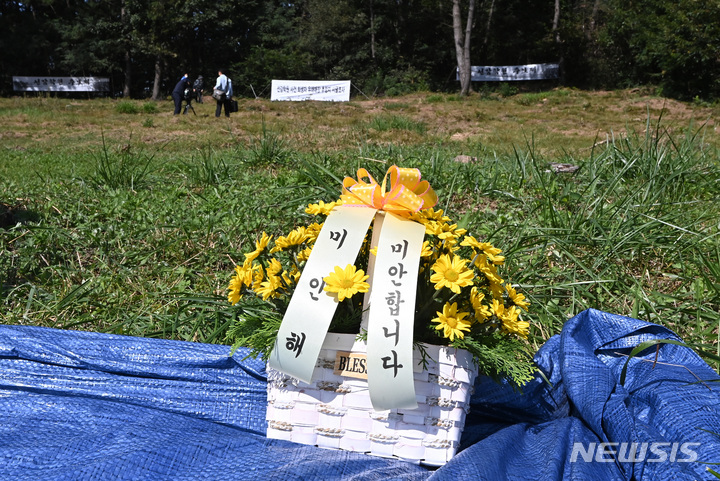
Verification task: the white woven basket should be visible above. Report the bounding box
[266,332,477,466]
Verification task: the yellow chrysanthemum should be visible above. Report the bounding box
[266,258,283,276]
[410,207,450,224]
[305,222,323,242]
[506,284,530,311]
[305,200,339,216]
[493,299,529,338]
[255,274,283,301]
[432,302,472,341]
[430,254,474,294]
[244,232,273,262]
[490,280,505,300]
[475,255,503,285]
[250,264,265,290]
[461,236,505,265]
[323,264,370,302]
[227,265,245,305]
[283,267,301,286]
[297,246,313,263]
[271,227,309,253]
[470,287,492,322]
[420,240,433,258]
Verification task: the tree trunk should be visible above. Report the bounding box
[151,55,162,100]
[453,0,476,96]
[123,50,132,98]
[552,0,561,44]
[121,2,131,98]
[588,0,601,37]
[482,0,496,51]
[369,0,376,60]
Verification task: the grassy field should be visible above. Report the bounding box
[1,88,719,370]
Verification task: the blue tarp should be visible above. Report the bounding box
[1,308,719,480]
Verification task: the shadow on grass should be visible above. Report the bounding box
[0,202,39,228]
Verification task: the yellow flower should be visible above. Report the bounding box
[410,207,450,224]
[267,258,283,277]
[475,254,503,285]
[461,236,505,265]
[256,274,283,301]
[492,299,530,339]
[297,246,313,263]
[420,240,433,258]
[305,222,323,242]
[432,302,471,341]
[506,284,530,311]
[490,280,505,300]
[244,232,272,262]
[305,200,339,216]
[251,264,265,290]
[283,267,301,286]
[227,265,245,305]
[470,287,492,322]
[430,254,474,294]
[271,226,309,253]
[323,264,370,302]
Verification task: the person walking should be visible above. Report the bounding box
[172,73,189,115]
[214,69,230,118]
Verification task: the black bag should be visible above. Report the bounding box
[230,99,239,113]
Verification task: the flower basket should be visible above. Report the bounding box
[265,332,477,466]
[226,165,535,466]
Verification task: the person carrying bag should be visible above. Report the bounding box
[213,69,231,117]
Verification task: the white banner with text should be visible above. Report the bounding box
[458,63,560,82]
[13,76,110,92]
[271,80,351,101]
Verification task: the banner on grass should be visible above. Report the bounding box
[458,63,559,82]
[271,80,351,102]
[13,76,110,92]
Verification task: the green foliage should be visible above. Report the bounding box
[225,302,283,359]
[454,333,537,387]
[247,117,290,166]
[598,0,720,100]
[115,102,140,114]
[91,133,156,189]
[498,83,519,98]
[368,114,427,135]
[142,102,159,114]
[179,148,232,186]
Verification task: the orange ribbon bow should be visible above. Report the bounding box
[340,165,438,217]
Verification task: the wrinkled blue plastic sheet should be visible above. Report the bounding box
[1,308,719,480]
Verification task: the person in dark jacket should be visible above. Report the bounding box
[193,76,204,103]
[172,73,189,115]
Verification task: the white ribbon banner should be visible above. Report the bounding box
[268,206,376,383]
[13,76,110,92]
[458,63,559,82]
[366,212,425,410]
[270,80,351,102]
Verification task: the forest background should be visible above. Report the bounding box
[2,0,720,101]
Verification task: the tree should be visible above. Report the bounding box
[453,0,476,96]
[599,0,720,100]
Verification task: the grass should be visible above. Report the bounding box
[1,89,719,371]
